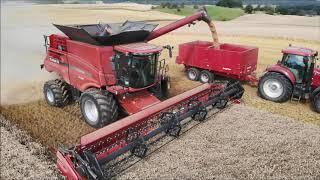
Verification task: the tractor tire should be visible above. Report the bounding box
[312,93,320,113]
[43,79,70,107]
[199,70,214,83]
[80,89,118,128]
[258,72,293,102]
[187,68,200,81]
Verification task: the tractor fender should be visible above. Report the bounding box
[311,87,320,99]
[80,83,101,92]
[266,65,296,85]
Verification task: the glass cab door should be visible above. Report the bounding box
[281,54,310,83]
[114,52,158,89]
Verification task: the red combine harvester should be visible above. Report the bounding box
[42,10,244,179]
[176,42,319,112]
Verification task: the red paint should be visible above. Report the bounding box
[114,42,162,54]
[56,151,82,180]
[266,64,296,84]
[282,46,318,57]
[80,83,220,150]
[176,41,259,81]
[147,11,208,41]
[312,68,320,87]
[117,90,161,115]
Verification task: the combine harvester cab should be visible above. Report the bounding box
[57,82,244,179]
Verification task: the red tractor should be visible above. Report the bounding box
[258,46,320,112]
[41,10,222,128]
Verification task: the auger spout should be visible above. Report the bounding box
[147,8,219,47]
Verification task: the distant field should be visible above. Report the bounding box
[154,5,245,21]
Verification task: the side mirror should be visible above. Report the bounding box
[163,45,174,58]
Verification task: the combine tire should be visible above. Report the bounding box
[199,70,214,83]
[312,93,320,113]
[187,68,200,81]
[258,72,293,102]
[80,89,118,128]
[43,79,70,107]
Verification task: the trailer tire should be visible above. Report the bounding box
[43,79,70,107]
[258,72,293,102]
[80,89,118,128]
[187,68,200,81]
[312,93,320,113]
[199,70,214,83]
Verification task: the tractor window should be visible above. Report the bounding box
[114,53,157,88]
[282,54,310,83]
[129,54,157,88]
[283,54,306,69]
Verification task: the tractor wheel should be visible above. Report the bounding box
[312,93,320,113]
[80,89,118,128]
[43,79,70,107]
[258,72,293,102]
[187,68,200,81]
[199,70,214,83]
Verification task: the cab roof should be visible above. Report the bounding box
[114,42,162,55]
[282,46,318,56]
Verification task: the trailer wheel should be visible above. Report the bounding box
[312,93,320,113]
[80,89,118,128]
[187,68,200,81]
[199,70,214,83]
[43,79,70,107]
[258,72,293,102]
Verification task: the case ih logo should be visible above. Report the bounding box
[49,57,60,64]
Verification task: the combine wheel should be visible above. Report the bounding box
[258,72,293,102]
[312,93,320,113]
[199,70,214,83]
[43,79,70,107]
[80,89,118,128]
[187,68,200,81]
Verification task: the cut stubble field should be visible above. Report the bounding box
[1,3,320,179]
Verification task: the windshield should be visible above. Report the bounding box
[114,53,157,89]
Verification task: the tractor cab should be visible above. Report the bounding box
[280,46,318,84]
[259,45,319,106]
[113,42,165,90]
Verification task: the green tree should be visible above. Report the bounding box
[254,4,261,11]
[275,6,288,15]
[171,3,178,9]
[244,4,254,14]
[216,0,243,8]
[193,5,199,9]
[263,5,275,15]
